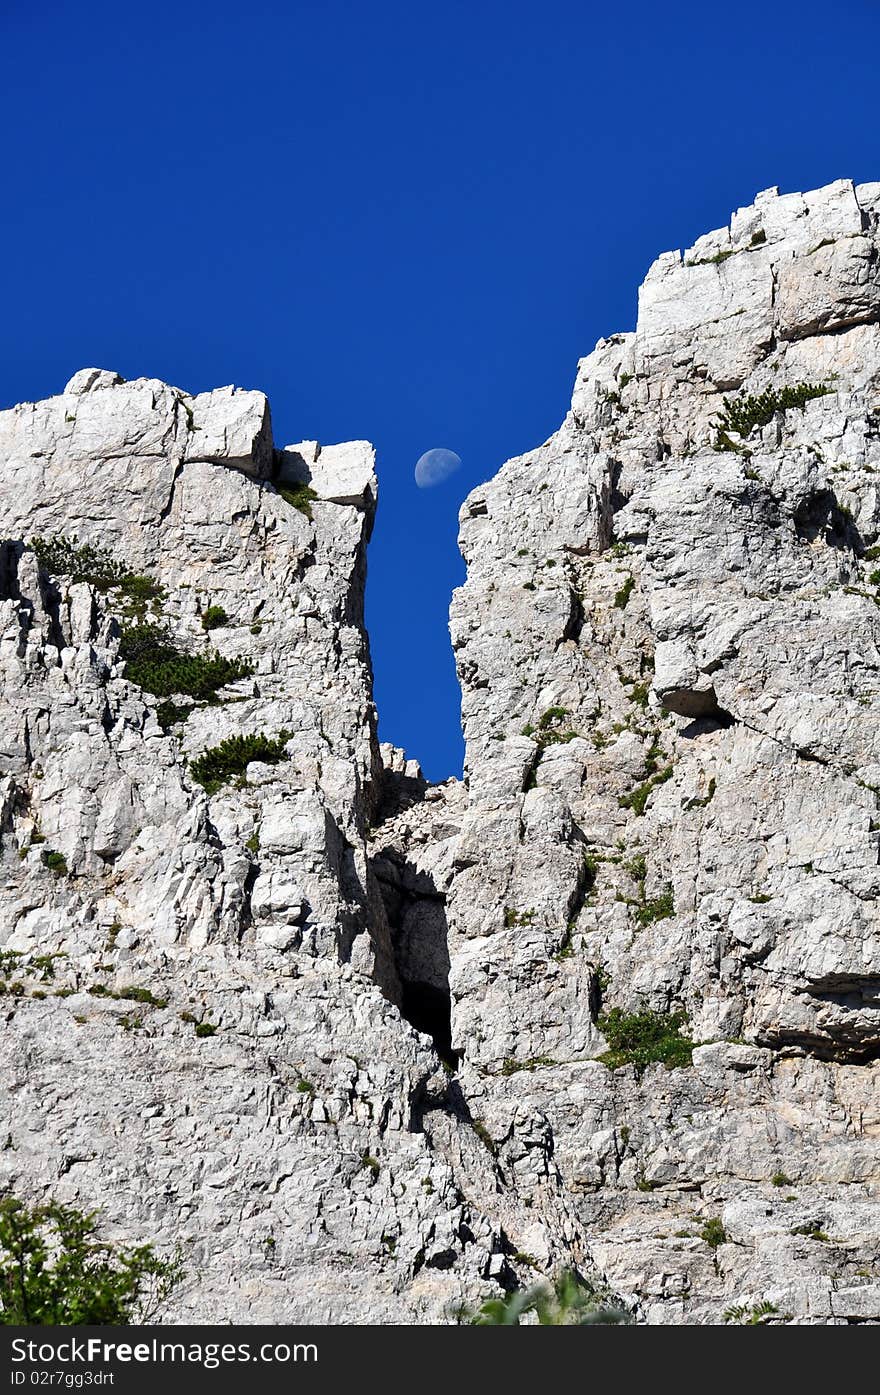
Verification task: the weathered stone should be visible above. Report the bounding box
[3,177,880,1325]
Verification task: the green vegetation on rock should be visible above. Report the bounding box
[31,535,164,616]
[189,730,293,794]
[597,1007,693,1071]
[119,624,253,701]
[200,605,228,631]
[714,382,832,445]
[0,1197,182,1324]
[277,482,319,518]
[469,1270,631,1325]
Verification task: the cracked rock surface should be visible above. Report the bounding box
[3,178,880,1323]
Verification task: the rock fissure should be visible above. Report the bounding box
[3,178,880,1323]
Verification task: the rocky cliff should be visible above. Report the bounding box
[3,177,880,1324]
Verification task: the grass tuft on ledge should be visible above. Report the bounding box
[277,482,319,518]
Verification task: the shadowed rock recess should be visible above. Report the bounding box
[3,178,880,1324]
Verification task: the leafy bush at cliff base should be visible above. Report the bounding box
[119,624,253,701]
[0,1198,182,1324]
[714,382,831,443]
[189,730,294,794]
[597,1007,693,1071]
[469,1270,631,1325]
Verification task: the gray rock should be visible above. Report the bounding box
[3,177,880,1325]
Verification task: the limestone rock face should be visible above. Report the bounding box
[0,373,499,1322]
[3,178,880,1325]
[439,177,880,1322]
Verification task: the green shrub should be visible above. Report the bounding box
[116,986,167,1009]
[771,1171,793,1187]
[635,885,674,926]
[41,850,68,877]
[119,625,253,701]
[597,1007,693,1071]
[189,730,293,794]
[685,778,716,810]
[194,1022,217,1038]
[0,1197,181,1324]
[791,1225,830,1242]
[539,706,568,729]
[686,247,737,268]
[503,908,534,928]
[624,854,646,885]
[722,1300,779,1325]
[627,679,650,708]
[117,574,164,609]
[619,765,673,816]
[500,1056,555,1076]
[277,482,319,518]
[31,535,126,590]
[700,1218,728,1249]
[471,1119,497,1156]
[524,707,578,754]
[715,382,832,443]
[30,536,164,613]
[469,1271,631,1326]
[155,700,194,731]
[614,575,635,609]
[201,605,228,631]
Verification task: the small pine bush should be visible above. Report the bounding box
[116,986,167,1008]
[722,1300,778,1325]
[30,536,164,611]
[119,625,253,701]
[634,886,675,926]
[715,382,831,443]
[470,1270,630,1325]
[31,535,125,590]
[201,605,228,631]
[614,575,635,609]
[619,766,673,817]
[189,730,293,794]
[117,574,164,606]
[700,1217,728,1249]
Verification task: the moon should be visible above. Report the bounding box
[414,447,462,488]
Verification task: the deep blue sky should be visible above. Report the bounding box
[2,1,878,778]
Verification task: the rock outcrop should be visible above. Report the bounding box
[2,177,880,1324]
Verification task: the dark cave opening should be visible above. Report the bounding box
[400,979,459,1069]
[371,840,461,1069]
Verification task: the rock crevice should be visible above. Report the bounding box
[3,178,880,1324]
